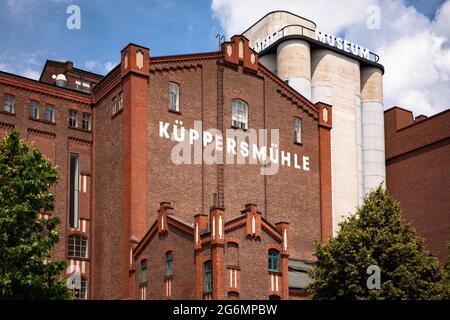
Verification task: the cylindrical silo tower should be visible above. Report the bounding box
[277,40,312,100]
[242,10,386,236]
[360,67,386,194]
[311,48,361,234]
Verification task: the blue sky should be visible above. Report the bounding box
[0,0,445,75]
[0,0,224,76]
[0,0,449,115]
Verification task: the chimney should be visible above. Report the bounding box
[415,114,428,123]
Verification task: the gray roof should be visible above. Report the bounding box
[288,259,314,289]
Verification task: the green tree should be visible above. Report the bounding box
[0,130,72,299]
[307,185,449,300]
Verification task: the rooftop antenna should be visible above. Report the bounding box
[216,33,225,51]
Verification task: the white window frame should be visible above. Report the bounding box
[68,235,88,258]
[112,97,117,115]
[29,100,39,119]
[231,99,248,130]
[168,82,180,112]
[44,104,55,123]
[4,94,14,113]
[82,113,91,131]
[69,110,78,128]
[119,92,124,110]
[294,118,302,144]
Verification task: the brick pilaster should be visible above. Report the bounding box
[316,102,333,243]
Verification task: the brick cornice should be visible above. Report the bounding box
[0,73,91,105]
[27,128,56,139]
[150,52,220,64]
[68,136,92,146]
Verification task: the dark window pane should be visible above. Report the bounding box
[69,153,79,228]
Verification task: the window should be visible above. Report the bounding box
[82,113,91,131]
[268,249,280,272]
[141,259,148,284]
[269,295,281,300]
[204,261,212,293]
[231,99,248,130]
[44,105,55,123]
[29,100,39,119]
[166,251,173,277]
[112,97,117,114]
[75,81,90,93]
[69,110,78,128]
[68,235,88,258]
[168,82,180,112]
[3,95,14,113]
[119,92,124,110]
[294,118,302,144]
[73,277,87,299]
[69,153,79,229]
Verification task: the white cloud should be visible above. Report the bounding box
[211,0,373,37]
[0,50,43,80]
[211,0,450,117]
[21,68,40,80]
[84,60,117,74]
[104,62,116,73]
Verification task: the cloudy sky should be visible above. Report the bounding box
[1,0,449,116]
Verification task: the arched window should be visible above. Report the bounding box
[269,294,280,300]
[231,99,248,130]
[203,261,212,293]
[169,82,180,112]
[140,259,148,284]
[268,249,280,272]
[68,235,88,258]
[166,251,173,276]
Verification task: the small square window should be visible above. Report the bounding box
[29,100,39,119]
[112,97,117,115]
[69,110,78,128]
[268,249,280,273]
[44,105,55,123]
[232,99,248,130]
[119,92,123,110]
[82,113,91,131]
[4,95,14,113]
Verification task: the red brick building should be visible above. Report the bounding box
[0,36,333,299]
[384,107,450,262]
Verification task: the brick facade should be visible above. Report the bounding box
[385,107,450,263]
[0,35,333,299]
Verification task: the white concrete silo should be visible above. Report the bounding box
[311,49,362,233]
[360,67,386,194]
[277,40,312,100]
